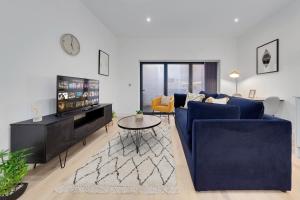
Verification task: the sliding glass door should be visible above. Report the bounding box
[140,62,217,113]
[192,64,205,92]
[141,64,164,112]
[167,64,189,95]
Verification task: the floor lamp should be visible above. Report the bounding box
[229,70,242,97]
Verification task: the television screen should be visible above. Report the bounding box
[57,75,99,114]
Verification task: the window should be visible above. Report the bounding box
[140,62,218,113]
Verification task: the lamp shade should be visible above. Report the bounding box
[229,70,240,79]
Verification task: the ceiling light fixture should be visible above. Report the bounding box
[234,18,239,23]
[146,17,151,22]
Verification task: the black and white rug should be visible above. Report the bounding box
[56,120,177,194]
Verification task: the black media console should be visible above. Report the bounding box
[10,104,112,168]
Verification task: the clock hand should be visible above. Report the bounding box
[71,37,74,50]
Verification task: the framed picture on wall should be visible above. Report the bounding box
[98,50,109,76]
[256,39,279,75]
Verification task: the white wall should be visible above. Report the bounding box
[237,1,300,156]
[0,0,118,149]
[237,0,300,124]
[4,0,295,152]
[116,37,237,115]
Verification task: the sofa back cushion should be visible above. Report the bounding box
[199,91,229,101]
[227,97,264,119]
[205,97,229,104]
[187,101,240,133]
[216,93,230,98]
[199,91,218,98]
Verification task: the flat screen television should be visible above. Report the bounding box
[56,75,99,114]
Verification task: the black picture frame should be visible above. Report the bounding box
[98,50,109,76]
[248,89,256,99]
[256,39,279,75]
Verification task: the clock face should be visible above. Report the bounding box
[60,34,80,56]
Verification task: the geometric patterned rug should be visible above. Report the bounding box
[56,120,177,194]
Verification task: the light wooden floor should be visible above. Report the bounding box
[21,117,300,200]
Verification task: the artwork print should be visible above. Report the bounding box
[98,50,109,76]
[256,39,279,74]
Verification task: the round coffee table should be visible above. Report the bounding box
[118,115,161,153]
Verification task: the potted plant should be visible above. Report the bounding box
[112,111,117,119]
[136,110,143,120]
[0,149,30,200]
[110,111,117,125]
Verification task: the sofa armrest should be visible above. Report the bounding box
[191,119,292,190]
[174,93,186,108]
[262,114,284,120]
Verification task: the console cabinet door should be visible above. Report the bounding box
[45,118,74,161]
[11,125,46,163]
[104,104,112,124]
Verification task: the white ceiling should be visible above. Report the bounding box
[81,0,294,38]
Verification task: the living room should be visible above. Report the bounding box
[1,0,300,199]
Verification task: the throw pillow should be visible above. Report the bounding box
[205,97,229,104]
[184,93,205,108]
[161,95,171,105]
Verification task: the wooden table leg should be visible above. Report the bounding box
[135,130,142,153]
[58,149,68,169]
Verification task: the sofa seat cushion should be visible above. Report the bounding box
[228,97,264,119]
[175,108,192,150]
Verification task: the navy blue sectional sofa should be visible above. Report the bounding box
[174,92,292,191]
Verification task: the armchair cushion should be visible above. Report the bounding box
[153,105,171,113]
[161,95,171,105]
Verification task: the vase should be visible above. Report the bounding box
[135,113,143,120]
[32,104,42,122]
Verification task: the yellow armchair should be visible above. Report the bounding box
[151,96,174,122]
